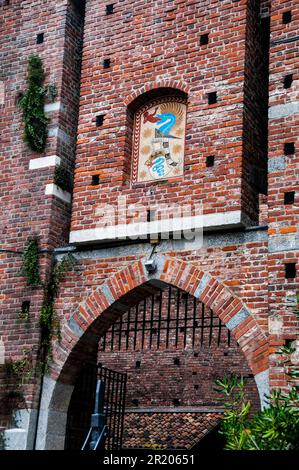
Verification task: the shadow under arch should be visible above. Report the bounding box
[36,255,269,449]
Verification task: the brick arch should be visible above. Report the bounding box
[50,255,269,403]
[124,79,190,107]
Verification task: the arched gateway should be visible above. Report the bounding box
[35,255,269,450]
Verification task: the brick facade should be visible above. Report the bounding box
[0,0,298,450]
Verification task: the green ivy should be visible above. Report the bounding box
[39,253,75,372]
[20,238,40,287]
[19,55,48,152]
[6,349,33,387]
[54,165,73,192]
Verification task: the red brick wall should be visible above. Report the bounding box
[99,344,260,410]
[0,0,298,448]
[267,0,299,390]
[71,0,268,233]
[0,0,84,429]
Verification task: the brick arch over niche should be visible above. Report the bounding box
[124,80,190,108]
[50,255,269,404]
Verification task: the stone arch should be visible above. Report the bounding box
[36,255,269,449]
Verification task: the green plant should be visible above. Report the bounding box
[47,83,57,102]
[6,349,33,387]
[214,374,299,450]
[54,165,73,192]
[20,238,40,287]
[18,303,30,321]
[39,253,75,371]
[19,55,48,152]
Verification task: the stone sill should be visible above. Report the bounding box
[69,210,252,245]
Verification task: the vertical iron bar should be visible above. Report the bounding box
[166,286,171,348]
[120,373,127,449]
[157,289,163,349]
[126,308,131,350]
[116,373,123,449]
[106,368,112,449]
[184,293,188,348]
[118,314,123,351]
[192,296,197,347]
[102,332,106,351]
[149,294,154,349]
[209,308,213,347]
[175,288,180,347]
[228,328,231,347]
[111,322,115,352]
[112,371,119,450]
[200,302,205,347]
[134,304,138,350]
[217,317,222,346]
[141,299,146,350]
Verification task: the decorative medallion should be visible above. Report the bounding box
[132,97,187,183]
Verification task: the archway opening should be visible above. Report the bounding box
[64,281,260,450]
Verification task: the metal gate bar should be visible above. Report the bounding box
[98,365,127,450]
[100,286,230,352]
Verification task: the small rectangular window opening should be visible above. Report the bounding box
[282,11,292,24]
[36,33,44,44]
[284,191,295,205]
[285,263,296,279]
[200,33,209,46]
[91,174,100,186]
[207,91,217,105]
[103,58,111,69]
[21,301,30,314]
[206,155,215,167]
[96,115,105,127]
[283,74,293,89]
[106,4,114,15]
[284,142,295,155]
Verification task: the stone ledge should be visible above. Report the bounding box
[29,155,61,170]
[69,210,248,245]
[45,184,71,203]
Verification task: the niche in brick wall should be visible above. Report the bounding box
[127,87,188,184]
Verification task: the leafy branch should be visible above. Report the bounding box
[215,374,299,450]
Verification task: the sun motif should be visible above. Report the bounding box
[140,170,147,179]
[143,128,152,138]
[173,144,182,155]
[175,127,184,136]
[173,167,182,175]
[141,145,151,155]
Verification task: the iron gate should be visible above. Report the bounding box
[65,364,127,450]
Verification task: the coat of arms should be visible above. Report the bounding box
[132,98,187,182]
